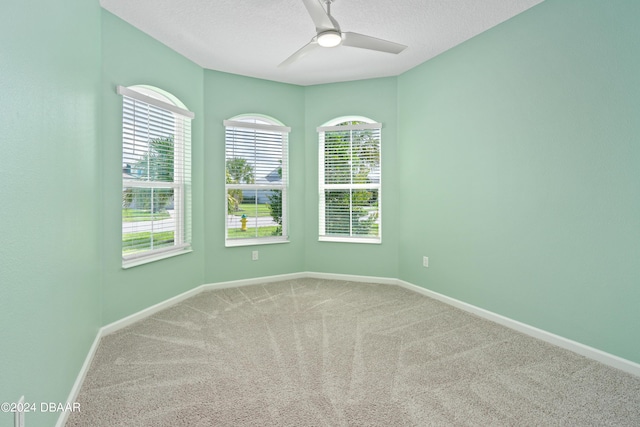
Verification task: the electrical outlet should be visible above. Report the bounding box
[15,396,25,427]
[252,251,259,261]
[423,256,429,268]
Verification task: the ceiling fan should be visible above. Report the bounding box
[279,0,407,67]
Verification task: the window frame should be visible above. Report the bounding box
[318,118,382,244]
[118,85,194,268]
[224,116,290,247]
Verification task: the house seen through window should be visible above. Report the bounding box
[224,115,290,246]
[119,85,193,266]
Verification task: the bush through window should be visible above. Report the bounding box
[224,115,290,246]
[318,118,381,243]
[119,85,193,266]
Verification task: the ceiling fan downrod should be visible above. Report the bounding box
[317,0,342,47]
[324,0,334,16]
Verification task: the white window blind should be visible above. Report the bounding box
[224,119,289,246]
[318,121,382,243]
[119,85,193,265]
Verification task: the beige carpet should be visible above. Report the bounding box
[66,278,640,426]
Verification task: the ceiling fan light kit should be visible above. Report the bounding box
[317,30,342,48]
[279,0,407,67]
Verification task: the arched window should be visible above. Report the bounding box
[317,116,381,243]
[224,114,290,245]
[118,85,194,266]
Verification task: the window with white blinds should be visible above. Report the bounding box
[224,117,289,246]
[118,85,194,266]
[318,120,381,243]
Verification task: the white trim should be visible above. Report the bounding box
[224,119,291,133]
[55,333,102,427]
[60,272,640,426]
[394,279,640,378]
[225,183,286,191]
[303,271,398,285]
[318,183,381,190]
[224,118,289,246]
[101,282,205,336]
[117,85,195,119]
[121,85,193,267]
[201,272,308,291]
[122,247,192,269]
[122,180,180,189]
[318,132,326,236]
[227,113,287,127]
[318,124,382,242]
[102,272,307,336]
[320,115,377,127]
[317,122,381,132]
[318,236,381,244]
[225,238,289,247]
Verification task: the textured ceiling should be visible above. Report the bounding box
[100,0,543,86]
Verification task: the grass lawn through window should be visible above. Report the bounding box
[123,209,171,222]
[227,226,279,239]
[123,231,174,253]
[236,203,272,217]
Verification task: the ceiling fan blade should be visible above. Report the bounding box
[301,0,339,32]
[278,39,319,67]
[341,32,407,54]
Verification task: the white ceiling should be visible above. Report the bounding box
[100,0,543,86]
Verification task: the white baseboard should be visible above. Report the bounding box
[304,271,398,286]
[55,332,102,427]
[222,271,640,377]
[101,285,203,336]
[100,272,309,336]
[57,271,308,426]
[59,272,640,426]
[202,272,307,290]
[395,279,640,378]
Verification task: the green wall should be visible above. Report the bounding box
[203,70,306,283]
[100,11,206,324]
[2,2,639,425]
[0,1,102,425]
[398,0,640,363]
[304,78,400,278]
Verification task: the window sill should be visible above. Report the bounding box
[122,247,192,269]
[225,237,289,248]
[318,236,381,244]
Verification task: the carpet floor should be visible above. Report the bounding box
[66,278,640,426]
